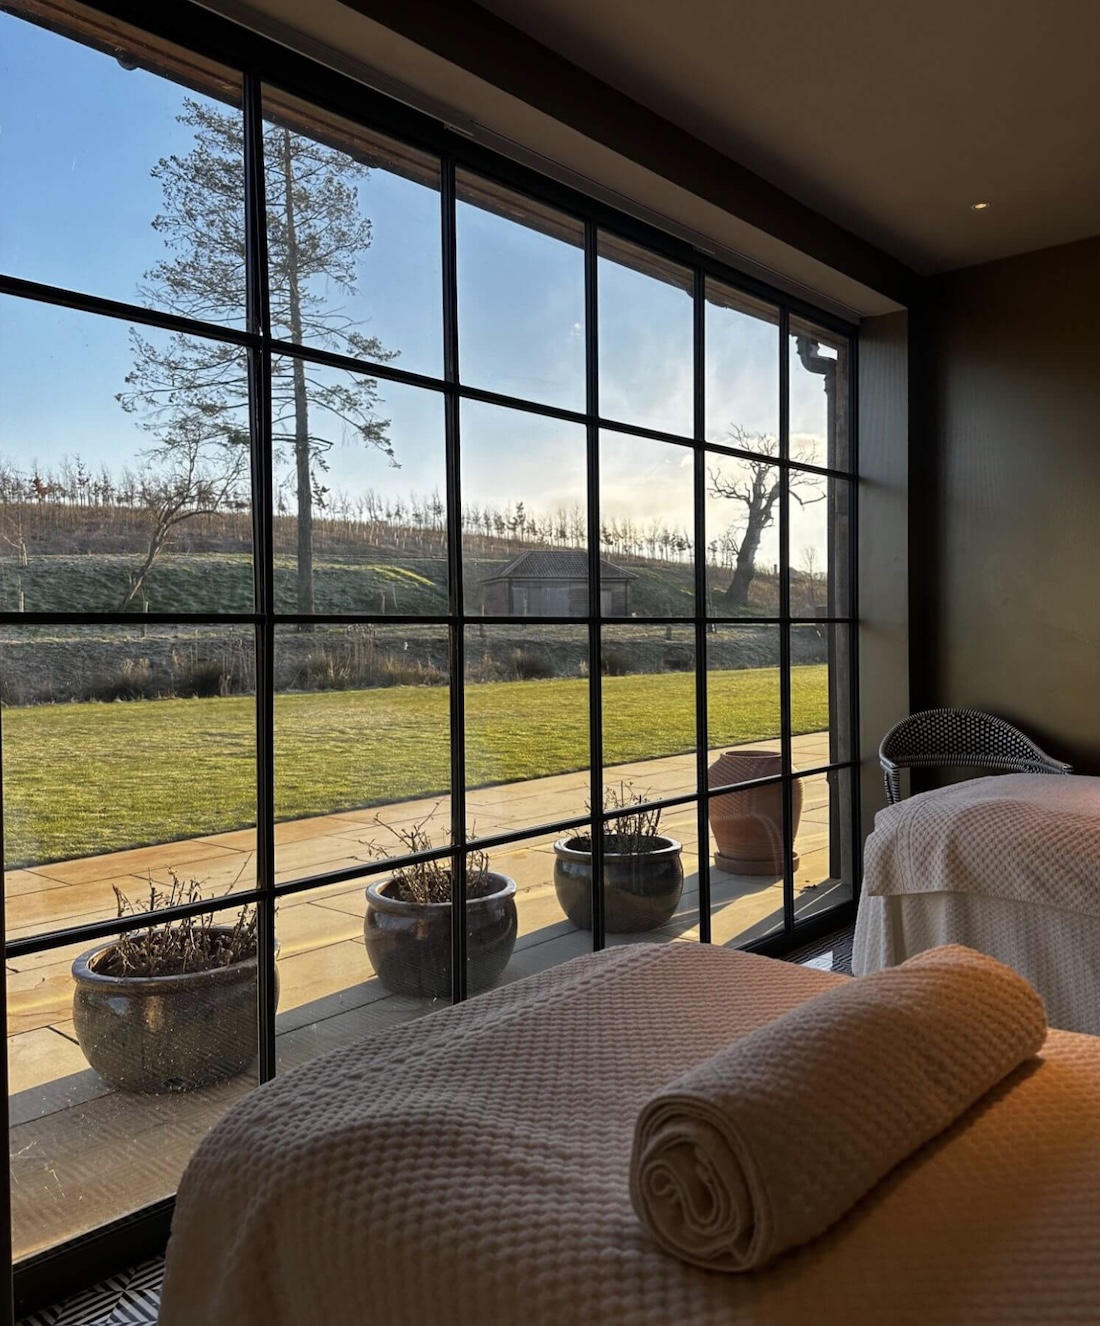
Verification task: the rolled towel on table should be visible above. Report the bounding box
[630,944,1046,1272]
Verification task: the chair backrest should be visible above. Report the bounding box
[879,707,1071,804]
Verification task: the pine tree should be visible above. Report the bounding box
[119,99,396,614]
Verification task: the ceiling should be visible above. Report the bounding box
[472,0,1100,275]
[205,0,1100,311]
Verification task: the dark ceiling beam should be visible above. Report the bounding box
[338,0,918,305]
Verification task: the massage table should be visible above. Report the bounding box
[855,773,1100,1033]
[159,942,1100,1326]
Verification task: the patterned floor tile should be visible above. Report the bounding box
[18,1260,163,1326]
[784,924,855,975]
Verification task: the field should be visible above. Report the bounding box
[0,551,776,619]
[0,552,448,617]
[1,665,829,866]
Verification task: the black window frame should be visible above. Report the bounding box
[0,0,861,1314]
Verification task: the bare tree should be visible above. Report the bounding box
[708,426,825,610]
[799,544,821,612]
[117,419,249,612]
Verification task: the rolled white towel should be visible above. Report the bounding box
[630,944,1046,1272]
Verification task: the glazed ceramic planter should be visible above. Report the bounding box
[553,835,684,933]
[72,928,274,1094]
[364,871,518,999]
[708,749,802,874]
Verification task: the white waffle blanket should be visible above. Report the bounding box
[855,774,1100,1031]
[863,773,1100,913]
[161,943,1100,1326]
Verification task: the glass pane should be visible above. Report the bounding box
[269,361,447,616]
[461,400,588,616]
[8,898,260,1259]
[602,625,695,800]
[704,625,786,946]
[791,623,851,771]
[600,431,694,616]
[790,475,850,619]
[790,319,850,471]
[0,297,252,613]
[273,624,450,884]
[707,799,785,947]
[457,172,585,409]
[794,767,855,918]
[598,234,692,436]
[601,796,699,945]
[0,8,244,322]
[705,452,780,617]
[276,875,442,1074]
[263,90,442,378]
[486,828,588,981]
[2,627,257,941]
[704,280,778,448]
[464,624,589,838]
[706,625,782,775]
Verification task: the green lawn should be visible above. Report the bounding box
[1,665,828,867]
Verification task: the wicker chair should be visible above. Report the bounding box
[879,707,1071,804]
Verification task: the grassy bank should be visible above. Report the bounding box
[1,665,828,866]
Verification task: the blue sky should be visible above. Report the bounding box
[0,9,835,562]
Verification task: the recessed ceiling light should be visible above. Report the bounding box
[970,201,991,211]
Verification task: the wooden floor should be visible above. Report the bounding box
[6,732,849,1261]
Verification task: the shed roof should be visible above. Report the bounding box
[482,549,637,582]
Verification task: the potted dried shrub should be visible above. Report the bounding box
[71,876,272,1095]
[554,783,684,933]
[364,816,517,1000]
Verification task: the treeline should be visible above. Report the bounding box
[0,455,717,567]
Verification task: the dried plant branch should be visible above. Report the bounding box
[572,781,665,854]
[100,871,257,977]
[363,804,492,905]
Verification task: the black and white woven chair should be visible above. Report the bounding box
[879,707,1071,805]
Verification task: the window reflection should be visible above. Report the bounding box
[263,89,443,378]
[458,174,585,409]
[598,234,693,436]
[705,280,779,447]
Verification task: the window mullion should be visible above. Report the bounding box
[584,222,605,952]
[243,69,278,1082]
[692,268,712,944]
[778,307,796,937]
[441,156,468,1002]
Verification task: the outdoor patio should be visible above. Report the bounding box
[6,730,848,1260]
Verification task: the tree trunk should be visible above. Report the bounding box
[719,503,768,610]
[281,127,314,622]
[117,517,172,612]
[292,355,313,618]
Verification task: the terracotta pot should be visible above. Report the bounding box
[553,835,683,933]
[72,928,277,1094]
[707,750,802,875]
[364,872,517,999]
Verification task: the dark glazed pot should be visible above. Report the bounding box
[364,872,518,999]
[553,835,684,933]
[71,929,276,1094]
[708,749,803,874]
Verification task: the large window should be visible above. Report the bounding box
[0,0,858,1301]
